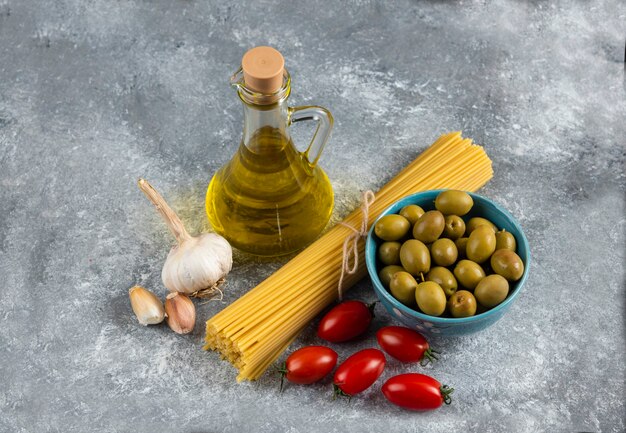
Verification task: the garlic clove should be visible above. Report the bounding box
[129,285,165,326]
[164,292,196,334]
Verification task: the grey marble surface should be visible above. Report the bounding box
[1,1,625,432]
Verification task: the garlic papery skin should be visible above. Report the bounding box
[129,285,165,326]
[162,233,233,294]
[138,178,233,296]
[165,292,196,334]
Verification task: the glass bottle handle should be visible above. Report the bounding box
[288,106,334,167]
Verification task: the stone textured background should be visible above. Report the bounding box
[1,1,624,432]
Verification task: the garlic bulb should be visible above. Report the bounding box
[162,233,232,293]
[138,178,232,296]
[165,292,196,334]
[129,285,165,326]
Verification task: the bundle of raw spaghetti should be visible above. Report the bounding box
[204,132,493,381]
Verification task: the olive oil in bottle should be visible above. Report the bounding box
[206,47,334,256]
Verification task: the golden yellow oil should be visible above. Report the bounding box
[206,126,334,256]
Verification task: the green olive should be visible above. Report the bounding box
[453,260,486,290]
[390,271,418,307]
[495,230,517,251]
[378,241,401,266]
[447,290,477,318]
[474,274,509,308]
[491,249,524,281]
[415,281,447,316]
[399,204,425,225]
[466,225,497,263]
[412,210,445,243]
[430,238,458,267]
[399,239,431,276]
[455,237,469,260]
[374,214,411,241]
[426,267,458,297]
[465,217,497,236]
[435,190,474,216]
[443,215,466,240]
[378,265,404,288]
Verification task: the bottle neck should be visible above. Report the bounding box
[241,98,290,150]
[231,67,293,153]
[242,98,290,154]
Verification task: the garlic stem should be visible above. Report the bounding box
[138,178,191,244]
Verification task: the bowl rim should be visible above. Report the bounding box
[365,189,531,324]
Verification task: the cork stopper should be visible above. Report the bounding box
[241,46,285,94]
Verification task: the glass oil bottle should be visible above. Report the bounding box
[206,46,334,256]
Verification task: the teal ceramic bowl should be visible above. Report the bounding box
[365,190,530,336]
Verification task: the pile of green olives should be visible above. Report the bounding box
[375,190,525,319]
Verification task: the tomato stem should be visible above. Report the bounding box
[367,301,378,318]
[420,347,440,366]
[332,384,352,402]
[441,384,454,405]
[273,362,288,392]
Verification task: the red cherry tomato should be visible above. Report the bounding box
[317,300,375,343]
[279,346,338,390]
[333,348,386,397]
[382,373,454,411]
[376,326,439,365]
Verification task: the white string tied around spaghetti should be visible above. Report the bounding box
[337,190,376,301]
